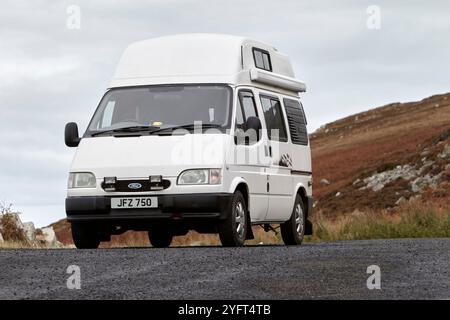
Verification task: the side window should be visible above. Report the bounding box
[235,91,258,125]
[234,90,260,144]
[253,48,272,71]
[283,98,308,145]
[260,96,288,142]
[241,95,257,119]
[235,98,245,130]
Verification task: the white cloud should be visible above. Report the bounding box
[0,56,81,87]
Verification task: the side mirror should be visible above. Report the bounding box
[65,122,81,147]
[245,116,261,142]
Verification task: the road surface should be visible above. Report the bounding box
[0,238,449,299]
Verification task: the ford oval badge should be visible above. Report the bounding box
[128,183,142,190]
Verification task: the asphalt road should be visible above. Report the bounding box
[0,238,449,299]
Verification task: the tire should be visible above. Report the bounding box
[148,229,173,248]
[71,223,100,249]
[281,195,305,245]
[218,190,247,247]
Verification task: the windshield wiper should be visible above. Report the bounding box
[91,123,223,137]
[148,123,223,134]
[91,125,160,137]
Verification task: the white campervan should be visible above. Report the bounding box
[65,34,312,248]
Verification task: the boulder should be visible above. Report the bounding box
[439,144,450,158]
[395,197,407,205]
[37,226,57,245]
[351,209,364,217]
[411,183,421,193]
[320,179,330,185]
[372,183,385,192]
[420,150,429,157]
[22,222,36,242]
[361,164,419,192]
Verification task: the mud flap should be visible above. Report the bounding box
[305,196,313,235]
[305,219,313,235]
[246,212,255,240]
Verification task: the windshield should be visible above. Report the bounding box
[87,85,232,135]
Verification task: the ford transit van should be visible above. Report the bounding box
[64,34,313,248]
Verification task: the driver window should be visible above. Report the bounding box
[234,90,260,145]
[235,98,245,131]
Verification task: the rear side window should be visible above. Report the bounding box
[260,96,288,142]
[253,48,272,71]
[283,98,308,145]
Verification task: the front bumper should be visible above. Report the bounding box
[66,193,232,222]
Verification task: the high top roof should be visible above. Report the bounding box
[110,33,305,94]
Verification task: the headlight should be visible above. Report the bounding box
[177,169,222,185]
[68,172,97,188]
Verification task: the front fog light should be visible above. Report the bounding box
[68,172,96,188]
[103,176,117,191]
[104,176,116,184]
[150,175,162,183]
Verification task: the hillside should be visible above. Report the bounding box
[51,92,450,246]
[311,92,450,216]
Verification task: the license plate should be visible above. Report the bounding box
[111,197,158,209]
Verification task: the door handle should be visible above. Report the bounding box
[265,145,273,157]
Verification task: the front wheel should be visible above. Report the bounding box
[218,191,248,247]
[280,195,305,245]
[71,223,100,249]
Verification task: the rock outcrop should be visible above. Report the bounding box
[22,222,36,242]
[36,227,57,246]
[0,213,60,246]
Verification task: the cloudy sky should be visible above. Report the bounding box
[1,0,449,226]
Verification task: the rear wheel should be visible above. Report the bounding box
[148,229,173,248]
[218,190,247,247]
[71,223,100,249]
[281,195,305,245]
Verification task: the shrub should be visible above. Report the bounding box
[0,213,29,243]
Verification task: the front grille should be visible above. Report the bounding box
[101,179,171,192]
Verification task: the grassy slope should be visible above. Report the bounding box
[311,92,450,215]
